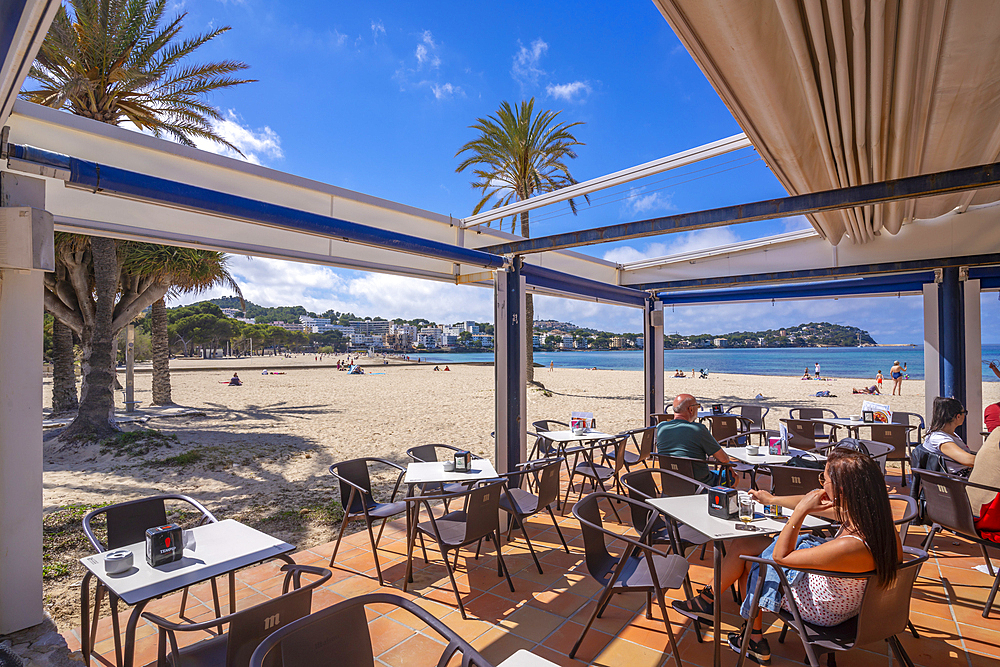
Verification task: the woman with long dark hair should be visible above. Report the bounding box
[672,449,902,665]
[924,396,976,476]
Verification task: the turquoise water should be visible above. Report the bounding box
[416,344,1000,381]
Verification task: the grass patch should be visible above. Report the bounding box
[99,428,178,457]
[147,450,204,467]
[42,502,110,580]
[258,500,344,528]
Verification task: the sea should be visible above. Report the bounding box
[414,344,1000,382]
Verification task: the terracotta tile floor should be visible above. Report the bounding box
[67,472,1000,666]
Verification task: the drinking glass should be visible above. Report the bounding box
[738,496,756,530]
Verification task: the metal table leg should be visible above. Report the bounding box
[122,600,150,667]
[713,539,723,667]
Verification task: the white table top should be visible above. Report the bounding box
[723,446,816,465]
[497,649,559,667]
[647,494,829,541]
[813,418,914,430]
[536,429,613,443]
[80,519,294,605]
[404,459,500,485]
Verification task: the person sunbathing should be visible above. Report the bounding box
[852,385,880,394]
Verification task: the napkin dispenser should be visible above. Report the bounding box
[711,404,724,415]
[454,450,471,473]
[146,523,183,567]
[708,487,739,519]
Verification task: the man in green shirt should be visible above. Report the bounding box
[656,393,732,485]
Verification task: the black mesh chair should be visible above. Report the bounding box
[249,593,492,667]
[403,480,514,618]
[498,457,569,574]
[81,495,221,667]
[917,468,1000,618]
[328,457,407,585]
[570,492,689,666]
[736,547,929,667]
[142,564,330,667]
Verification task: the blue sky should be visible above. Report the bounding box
[142,0,997,343]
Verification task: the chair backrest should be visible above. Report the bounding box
[606,434,631,473]
[888,494,919,542]
[407,444,440,462]
[628,426,656,463]
[763,464,822,495]
[226,576,317,667]
[868,424,910,461]
[731,404,768,429]
[525,457,563,510]
[329,459,374,515]
[781,419,821,449]
[249,593,491,667]
[853,548,929,647]
[916,469,980,538]
[622,468,706,539]
[573,492,618,583]
[532,419,568,433]
[650,413,672,425]
[789,408,837,438]
[708,415,743,441]
[83,494,216,552]
[652,453,697,480]
[461,481,505,543]
[892,411,925,445]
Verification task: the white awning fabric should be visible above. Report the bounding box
[654,0,1000,245]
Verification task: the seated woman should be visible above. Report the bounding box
[801,368,811,380]
[672,449,901,664]
[923,396,976,476]
[674,369,686,377]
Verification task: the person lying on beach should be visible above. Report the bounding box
[852,385,880,395]
[228,372,242,386]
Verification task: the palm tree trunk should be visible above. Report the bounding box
[51,318,78,413]
[63,237,119,441]
[520,210,535,383]
[151,297,173,404]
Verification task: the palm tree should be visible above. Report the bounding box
[456,99,586,382]
[122,245,242,405]
[22,0,254,440]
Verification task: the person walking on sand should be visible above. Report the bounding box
[549,360,554,372]
[876,370,883,390]
[814,362,821,379]
[891,360,907,395]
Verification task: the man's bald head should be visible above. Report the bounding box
[672,394,699,421]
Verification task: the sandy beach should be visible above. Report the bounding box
[39,355,999,627]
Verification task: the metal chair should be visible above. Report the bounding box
[758,463,823,496]
[621,467,710,556]
[406,444,482,500]
[653,452,736,488]
[728,404,770,431]
[917,468,1000,617]
[570,492,688,666]
[868,424,914,486]
[497,457,570,573]
[621,425,656,470]
[328,457,407,585]
[736,547,929,667]
[789,408,839,441]
[142,564,330,667]
[563,436,627,521]
[248,592,492,667]
[781,418,827,450]
[404,480,515,618]
[81,495,222,667]
[891,411,926,448]
[650,413,673,425]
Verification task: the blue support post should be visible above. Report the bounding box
[494,258,525,473]
[939,267,966,438]
[644,300,664,425]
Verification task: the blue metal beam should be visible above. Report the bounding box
[478,161,1000,256]
[521,264,648,308]
[632,254,1000,291]
[656,273,935,305]
[7,143,506,269]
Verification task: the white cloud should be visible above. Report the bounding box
[415,30,441,68]
[192,110,284,166]
[431,82,462,99]
[601,228,742,264]
[622,186,676,217]
[781,215,813,233]
[546,80,592,102]
[371,20,386,44]
[512,38,548,87]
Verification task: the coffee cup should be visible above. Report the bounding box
[747,445,760,456]
[443,461,456,472]
[850,415,862,421]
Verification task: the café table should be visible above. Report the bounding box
[647,494,829,667]
[79,519,295,667]
[811,417,916,439]
[722,446,817,466]
[402,460,500,583]
[534,428,615,481]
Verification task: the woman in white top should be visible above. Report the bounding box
[923,396,976,476]
[673,449,902,664]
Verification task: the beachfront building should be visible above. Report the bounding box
[270,321,307,332]
[713,338,728,348]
